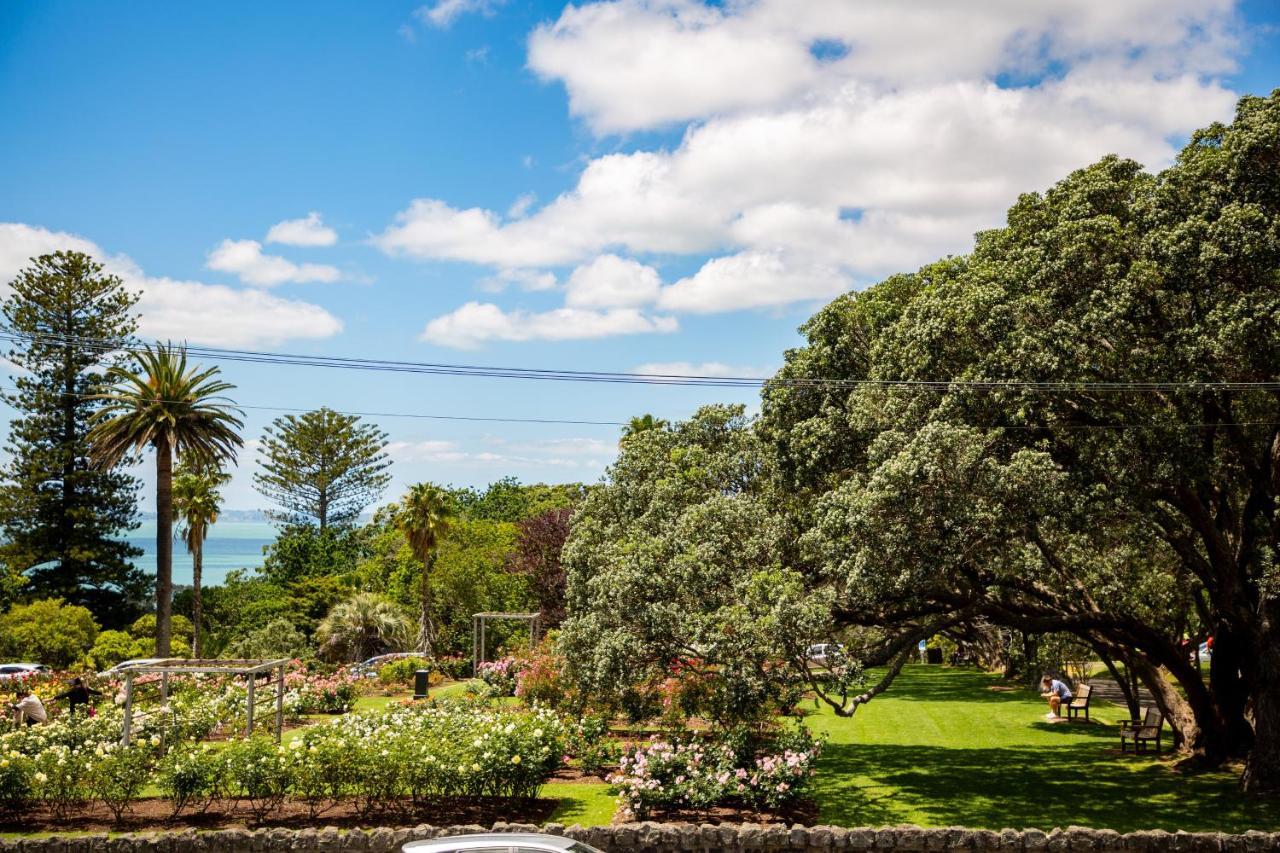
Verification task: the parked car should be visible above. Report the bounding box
[353,652,424,678]
[805,643,846,666]
[404,833,606,853]
[0,662,49,681]
[97,658,165,678]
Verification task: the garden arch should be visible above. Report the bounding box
[471,612,539,674]
[116,658,289,745]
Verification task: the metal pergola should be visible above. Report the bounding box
[472,612,539,674]
[116,658,289,745]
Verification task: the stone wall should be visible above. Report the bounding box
[2,822,1277,853]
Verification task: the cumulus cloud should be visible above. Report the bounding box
[207,239,341,287]
[479,267,558,293]
[266,212,338,247]
[385,0,1244,342]
[388,436,612,469]
[420,301,677,349]
[565,254,662,308]
[0,223,343,347]
[631,361,774,379]
[658,250,850,314]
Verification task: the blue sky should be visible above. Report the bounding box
[1,0,1278,510]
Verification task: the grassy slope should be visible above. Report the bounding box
[806,664,1278,833]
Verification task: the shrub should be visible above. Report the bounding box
[226,618,312,660]
[0,598,99,668]
[477,656,518,696]
[283,667,362,715]
[434,654,470,680]
[515,645,565,706]
[285,732,354,817]
[224,736,293,822]
[87,740,156,822]
[377,656,432,687]
[84,629,150,671]
[157,746,224,816]
[32,743,92,819]
[0,750,34,813]
[609,726,824,820]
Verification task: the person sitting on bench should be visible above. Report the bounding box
[1040,675,1073,719]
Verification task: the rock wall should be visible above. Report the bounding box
[3,822,1277,853]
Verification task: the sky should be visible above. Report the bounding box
[1,0,1278,511]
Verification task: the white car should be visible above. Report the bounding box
[98,658,165,678]
[805,643,846,666]
[0,663,48,681]
[404,833,606,853]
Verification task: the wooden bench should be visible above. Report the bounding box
[1119,707,1164,754]
[1065,683,1092,721]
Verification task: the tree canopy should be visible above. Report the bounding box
[254,407,391,529]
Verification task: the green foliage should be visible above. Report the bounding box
[258,523,369,587]
[223,736,293,821]
[0,749,34,813]
[157,745,224,816]
[377,656,432,686]
[226,617,312,660]
[88,342,243,657]
[0,250,146,625]
[84,629,150,671]
[559,405,834,727]
[88,741,156,822]
[254,407,391,530]
[453,476,587,523]
[0,598,99,668]
[316,592,412,662]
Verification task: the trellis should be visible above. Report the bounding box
[116,658,289,745]
[471,612,539,674]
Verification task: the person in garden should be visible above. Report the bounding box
[9,688,47,726]
[53,677,103,717]
[1040,676,1073,719]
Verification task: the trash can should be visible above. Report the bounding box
[413,669,429,700]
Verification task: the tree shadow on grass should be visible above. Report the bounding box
[814,741,1278,834]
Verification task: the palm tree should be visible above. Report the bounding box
[316,592,411,662]
[622,413,669,440]
[88,343,242,657]
[172,456,231,657]
[392,483,455,655]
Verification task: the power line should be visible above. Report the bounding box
[3,329,1279,393]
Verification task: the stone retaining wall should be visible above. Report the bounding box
[2,822,1277,853]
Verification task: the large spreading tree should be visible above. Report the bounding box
[0,251,148,626]
[761,91,1280,790]
[254,407,391,529]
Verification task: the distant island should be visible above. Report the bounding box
[138,509,272,523]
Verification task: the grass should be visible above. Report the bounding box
[805,664,1279,833]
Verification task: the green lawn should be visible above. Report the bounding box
[806,664,1278,833]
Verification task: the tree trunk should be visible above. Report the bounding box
[1098,648,1141,721]
[1242,632,1280,793]
[417,554,434,656]
[192,537,203,658]
[154,435,173,657]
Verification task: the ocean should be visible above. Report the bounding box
[126,520,275,587]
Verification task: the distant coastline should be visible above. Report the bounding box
[137,509,272,524]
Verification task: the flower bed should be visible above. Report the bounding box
[283,667,363,715]
[608,728,823,820]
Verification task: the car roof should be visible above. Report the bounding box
[0,663,42,668]
[404,834,578,851]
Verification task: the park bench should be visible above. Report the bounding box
[1065,683,1092,721]
[1119,707,1164,754]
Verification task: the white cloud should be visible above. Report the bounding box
[479,267,557,293]
[381,0,1244,337]
[207,239,341,287]
[266,212,338,247]
[658,250,850,313]
[632,361,773,379]
[414,0,505,29]
[507,192,536,219]
[386,439,464,463]
[420,301,677,349]
[565,254,662,308]
[527,0,1240,134]
[388,436,610,469]
[0,223,343,347]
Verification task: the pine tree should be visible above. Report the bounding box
[254,407,392,529]
[0,251,148,627]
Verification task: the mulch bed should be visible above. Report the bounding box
[619,798,818,826]
[0,797,558,834]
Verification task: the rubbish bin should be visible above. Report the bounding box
[926,647,943,665]
[413,669,429,700]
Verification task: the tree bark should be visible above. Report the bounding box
[1242,631,1280,793]
[417,554,434,656]
[192,537,203,658]
[154,434,173,657]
